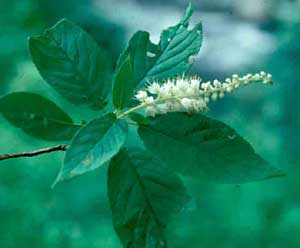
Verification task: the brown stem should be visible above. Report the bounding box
[0,145,68,161]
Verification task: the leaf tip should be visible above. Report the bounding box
[181,2,194,26]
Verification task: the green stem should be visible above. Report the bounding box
[116,102,148,119]
[116,97,169,119]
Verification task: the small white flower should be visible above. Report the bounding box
[226,86,233,93]
[254,73,260,80]
[260,71,266,77]
[243,78,249,84]
[211,93,218,101]
[145,106,157,117]
[144,96,154,104]
[148,82,161,94]
[157,103,169,114]
[190,78,200,90]
[171,85,181,97]
[159,81,173,98]
[181,98,193,109]
[135,90,148,101]
[201,81,211,90]
[176,78,189,90]
[266,74,272,84]
[185,87,194,96]
[213,80,221,87]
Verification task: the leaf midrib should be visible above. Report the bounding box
[2,110,80,127]
[68,119,119,166]
[126,153,164,228]
[137,24,184,86]
[44,31,95,92]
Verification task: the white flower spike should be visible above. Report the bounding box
[134,72,272,117]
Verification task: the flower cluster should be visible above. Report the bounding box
[135,72,272,117]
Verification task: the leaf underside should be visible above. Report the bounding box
[54,113,128,185]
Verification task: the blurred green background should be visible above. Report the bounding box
[0,0,300,247]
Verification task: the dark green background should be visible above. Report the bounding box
[0,0,299,247]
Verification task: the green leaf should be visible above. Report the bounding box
[129,112,151,126]
[112,55,136,110]
[138,113,285,184]
[29,19,112,109]
[108,148,188,247]
[113,4,202,109]
[0,92,80,141]
[54,113,127,185]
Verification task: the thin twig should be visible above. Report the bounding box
[0,145,68,161]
